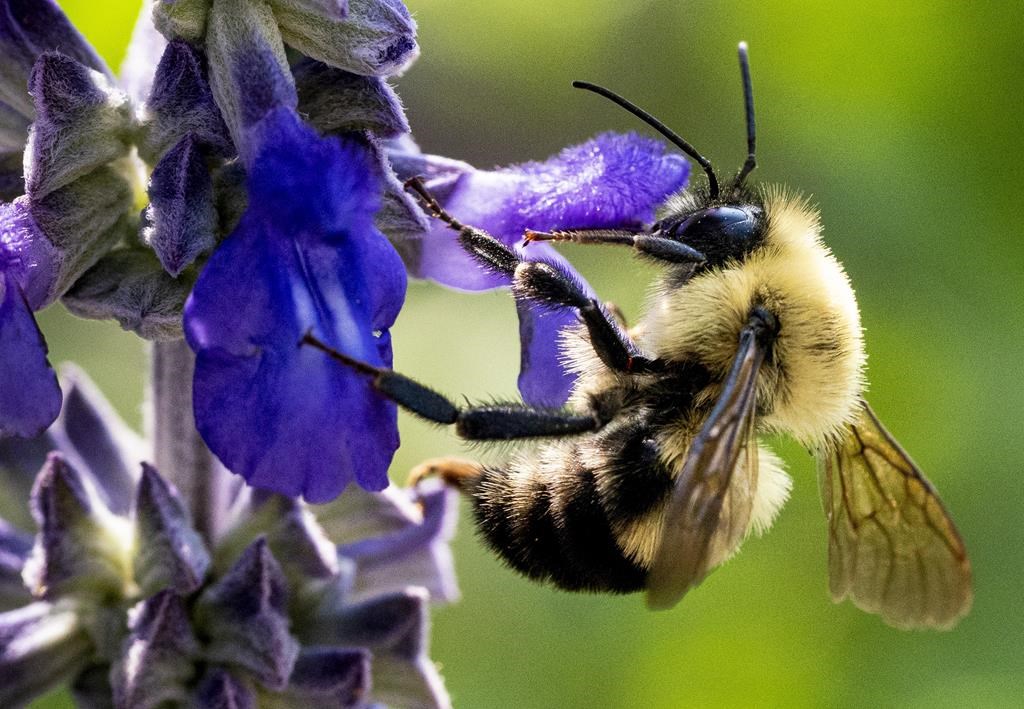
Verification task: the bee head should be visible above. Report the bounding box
[653,199,765,269]
[575,43,766,270]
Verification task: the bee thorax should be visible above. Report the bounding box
[641,191,866,446]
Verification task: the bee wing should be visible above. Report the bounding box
[646,324,767,610]
[818,400,972,629]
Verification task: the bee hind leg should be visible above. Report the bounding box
[408,456,482,492]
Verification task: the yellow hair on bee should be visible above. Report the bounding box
[609,442,790,567]
[641,188,866,446]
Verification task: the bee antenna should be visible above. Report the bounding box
[735,41,757,188]
[572,80,720,200]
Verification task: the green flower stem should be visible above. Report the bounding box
[150,339,230,543]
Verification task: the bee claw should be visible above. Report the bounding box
[408,457,482,492]
[523,229,555,245]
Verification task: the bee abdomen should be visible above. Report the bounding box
[469,450,661,594]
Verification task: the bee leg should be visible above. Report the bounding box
[408,456,482,492]
[405,178,661,374]
[525,228,706,265]
[513,259,662,373]
[301,332,614,438]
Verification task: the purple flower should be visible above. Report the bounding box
[0,369,457,706]
[393,133,690,405]
[0,1,129,439]
[0,256,60,438]
[184,108,407,502]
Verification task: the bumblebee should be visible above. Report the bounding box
[305,43,972,629]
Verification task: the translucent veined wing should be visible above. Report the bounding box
[646,321,767,610]
[818,400,972,629]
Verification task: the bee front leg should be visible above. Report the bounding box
[405,177,661,375]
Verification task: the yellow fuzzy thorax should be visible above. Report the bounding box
[641,187,866,447]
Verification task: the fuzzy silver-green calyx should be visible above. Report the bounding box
[21,454,134,600]
[153,0,210,42]
[112,591,200,708]
[24,53,134,201]
[62,247,193,341]
[133,464,211,596]
[272,0,418,77]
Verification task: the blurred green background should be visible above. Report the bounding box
[35,1,1024,707]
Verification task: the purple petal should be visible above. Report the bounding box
[0,196,58,310]
[185,109,407,502]
[415,133,689,405]
[112,590,200,709]
[338,482,459,603]
[0,273,60,438]
[515,300,577,407]
[194,670,256,709]
[503,131,690,231]
[195,538,299,690]
[134,463,211,595]
[141,40,233,162]
[285,647,370,707]
[416,132,689,288]
[144,133,218,276]
[0,0,108,119]
[0,601,93,705]
[510,247,598,407]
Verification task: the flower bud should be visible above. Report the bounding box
[21,453,134,600]
[112,590,201,708]
[272,0,418,77]
[143,133,218,276]
[134,464,211,596]
[152,0,209,43]
[24,53,133,201]
[195,538,300,690]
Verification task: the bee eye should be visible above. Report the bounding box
[664,206,763,261]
